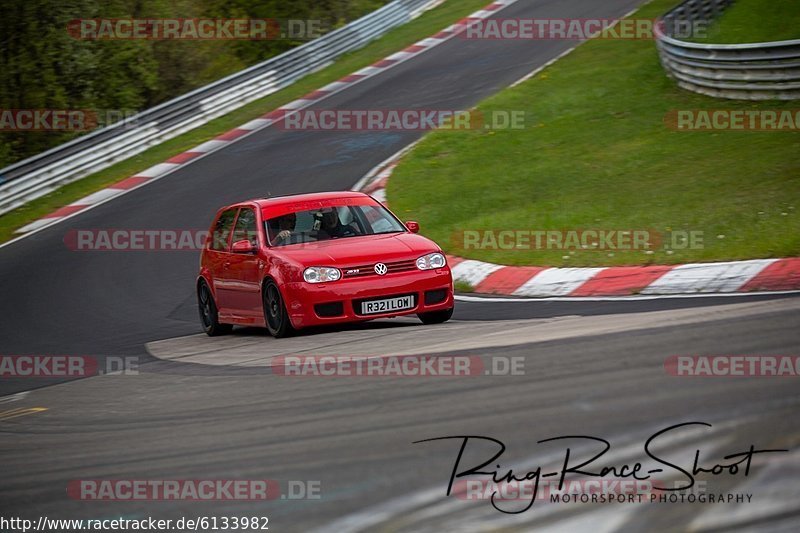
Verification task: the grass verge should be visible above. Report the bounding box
[454,280,475,293]
[388,0,800,267]
[694,0,800,43]
[0,0,493,244]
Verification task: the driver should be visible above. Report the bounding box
[272,212,297,244]
[319,207,358,239]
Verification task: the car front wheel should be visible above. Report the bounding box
[418,307,454,325]
[263,281,294,338]
[198,281,232,336]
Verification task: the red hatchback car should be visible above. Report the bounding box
[197,191,454,337]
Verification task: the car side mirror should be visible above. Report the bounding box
[406,221,420,234]
[231,239,255,254]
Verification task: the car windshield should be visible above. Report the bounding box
[265,203,406,247]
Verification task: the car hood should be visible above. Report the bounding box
[274,233,442,267]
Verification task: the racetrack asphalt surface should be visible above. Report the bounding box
[1,0,799,530]
[3,299,799,531]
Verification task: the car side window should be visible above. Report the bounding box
[211,209,238,251]
[232,208,258,247]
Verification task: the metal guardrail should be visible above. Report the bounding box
[655,0,800,101]
[0,0,440,216]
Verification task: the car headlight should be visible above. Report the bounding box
[416,252,446,271]
[303,267,341,283]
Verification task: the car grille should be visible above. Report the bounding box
[341,259,417,278]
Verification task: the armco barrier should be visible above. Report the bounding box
[655,0,800,101]
[0,0,440,215]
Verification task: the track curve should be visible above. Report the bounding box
[0,0,647,357]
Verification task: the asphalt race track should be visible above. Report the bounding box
[1,0,799,531]
[3,298,800,531]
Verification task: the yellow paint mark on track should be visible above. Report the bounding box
[0,407,47,421]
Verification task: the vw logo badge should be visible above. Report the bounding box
[374,263,388,276]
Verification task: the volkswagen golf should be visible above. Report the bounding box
[197,191,454,337]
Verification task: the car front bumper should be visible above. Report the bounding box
[284,268,454,329]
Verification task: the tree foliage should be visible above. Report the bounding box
[0,0,389,168]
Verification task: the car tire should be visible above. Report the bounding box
[417,307,454,325]
[263,281,294,338]
[198,281,233,337]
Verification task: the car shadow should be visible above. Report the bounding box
[230,318,422,338]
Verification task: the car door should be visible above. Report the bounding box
[207,208,238,313]
[225,207,263,319]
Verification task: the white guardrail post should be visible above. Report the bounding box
[0,0,440,215]
[655,0,800,101]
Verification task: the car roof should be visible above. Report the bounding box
[248,191,370,209]
[217,191,380,219]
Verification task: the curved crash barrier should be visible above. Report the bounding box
[655,0,800,101]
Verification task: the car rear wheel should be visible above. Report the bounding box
[418,307,454,325]
[198,281,232,336]
[263,281,294,338]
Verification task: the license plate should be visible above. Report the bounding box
[361,295,414,315]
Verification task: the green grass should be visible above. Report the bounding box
[0,0,493,244]
[389,0,800,268]
[694,0,800,43]
[454,280,475,293]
